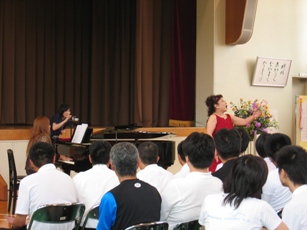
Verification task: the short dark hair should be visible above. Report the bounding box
[264,133,291,161]
[58,103,70,117]
[214,128,241,160]
[276,145,307,185]
[89,141,112,165]
[255,133,271,158]
[223,155,268,209]
[137,142,159,165]
[236,128,250,153]
[205,94,223,117]
[29,142,56,168]
[110,142,139,177]
[182,132,215,169]
[177,141,186,163]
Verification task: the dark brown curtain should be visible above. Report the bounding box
[0,0,193,127]
[169,0,196,121]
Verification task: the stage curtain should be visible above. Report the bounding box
[169,0,196,121]
[0,0,192,127]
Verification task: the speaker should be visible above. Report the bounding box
[226,0,258,45]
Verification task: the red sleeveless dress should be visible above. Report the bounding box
[209,114,234,172]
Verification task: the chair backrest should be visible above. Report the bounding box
[7,149,17,184]
[81,204,99,229]
[27,203,85,230]
[125,221,169,230]
[173,220,201,230]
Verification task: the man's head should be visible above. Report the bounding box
[177,141,186,166]
[255,133,271,158]
[29,142,56,168]
[89,141,112,165]
[214,128,242,161]
[137,142,159,166]
[182,132,215,169]
[276,145,307,187]
[264,133,291,163]
[110,142,139,177]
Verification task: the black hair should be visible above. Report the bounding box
[214,128,241,160]
[205,94,223,117]
[276,145,307,185]
[223,155,268,209]
[57,103,70,117]
[89,141,112,165]
[29,142,56,168]
[137,142,159,165]
[177,141,186,163]
[181,132,215,169]
[236,128,250,153]
[255,133,271,158]
[264,133,291,161]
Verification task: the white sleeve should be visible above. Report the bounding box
[160,181,179,221]
[15,181,30,215]
[198,196,208,226]
[260,201,282,230]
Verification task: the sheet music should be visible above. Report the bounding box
[71,123,88,144]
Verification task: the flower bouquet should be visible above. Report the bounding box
[230,98,278,140]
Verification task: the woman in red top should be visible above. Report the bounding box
[205,94,261,172]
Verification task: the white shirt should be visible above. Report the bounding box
[73,164,119,228]
[199,193,282,230]
[174,163,189,178]
[262,168,292,211]
[160,171,223,230]
[264,157,276,171]
[137,164,173,194]
[282,185,307,230]
[16,164,77,230]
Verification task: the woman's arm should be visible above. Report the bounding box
[206,115,217,136]
[231,110,262,126]
[52,116,71,132]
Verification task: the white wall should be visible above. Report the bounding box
[196,0,307,141]
[0,141,28,186]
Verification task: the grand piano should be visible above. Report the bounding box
[56,124,176,172]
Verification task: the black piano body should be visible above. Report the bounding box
[56,128,176,172]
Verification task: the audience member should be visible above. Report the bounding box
[276,145,307,229]
[212,127,249,182]
[174,141,190,178]
[137,141,173,194]
[255,133,276,171]
[13,142,77,229]
[199,155,288,230]
[73,141,119,229]
[261,133,292,212]
[97,142,161,230]
[25,116,53,175]
[160,132,222,229]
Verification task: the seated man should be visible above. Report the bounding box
[174,141,190,178]
[12,142,77,230]
[160,132,223,230]
[97,142,161,230]
[212,127,249,182]
[137,141,173,194]
[73,141,119,229]
[262,133,292,212]
[276,145,307,229]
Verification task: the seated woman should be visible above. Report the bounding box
[25,116,71,175]
[199,155,288,230]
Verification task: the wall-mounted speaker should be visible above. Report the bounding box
[226,0,258,45]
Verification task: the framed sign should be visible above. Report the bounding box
[252,57,292,87]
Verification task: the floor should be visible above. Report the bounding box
[0,201,13,229]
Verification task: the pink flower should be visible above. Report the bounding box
[255,122,261,128]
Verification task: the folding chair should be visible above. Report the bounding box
[125,221,169,230]
[27,203,85,230]
[80,204,99,230]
